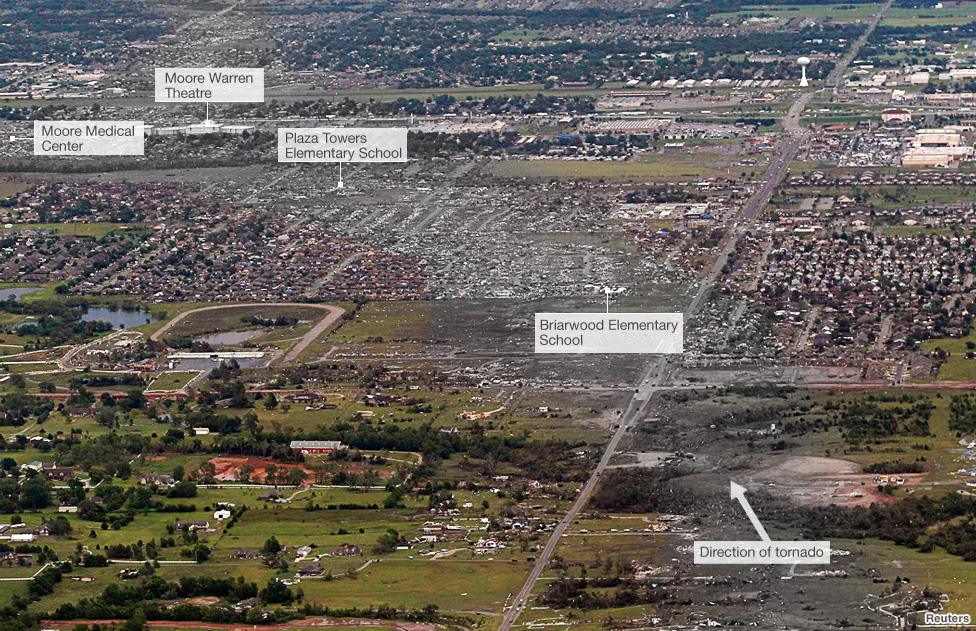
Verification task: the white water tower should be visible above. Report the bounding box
[798,56,811,87]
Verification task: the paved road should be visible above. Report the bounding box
[304,252,365,298]
[150,302,345,365]
[825,0,892,90]
[59,330,130,370]
[496,6,890,628]
[174,0,245,33]
[496,357,669,631]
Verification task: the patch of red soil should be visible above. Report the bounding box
[208,456,314,483]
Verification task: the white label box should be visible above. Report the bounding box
[33,121,144,156]
[922,612,972,627]
[694,541,831,565]
[277,127,408,163]
[155,67,264,102]
[534,313,683,354]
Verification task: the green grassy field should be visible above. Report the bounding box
[299,557,527,614]
[162,305,329,339]
[922,330,976,381]
[328,302,432,344]
[711,2,883,23]
[518,513,663,630]
[146,371,198,391]
[796,390,970,488]
[491,29,546,41]
[1,482,543,622]
[882,226,954,237]
[884,2,976,26]
[0,223,141,238]
[490,154,737,181]
[852,538,976,614]
[249,322,314,346]
[0,178,30,199]
[776,184,976,209]
[1,362,60,374]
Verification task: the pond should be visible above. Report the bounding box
[167,356,269,371]
[0,287,42,301]
[197,329,265,346]
[81,306,159,329]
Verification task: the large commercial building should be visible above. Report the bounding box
[289,440,347,455]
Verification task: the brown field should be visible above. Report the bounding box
[0,177,29,199]
[751,456,926,507]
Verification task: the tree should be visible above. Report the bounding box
[19,476,52,510]
[78,499,107,522]
[287,467,306,487]
[261,536,282,555]
[264,393,279,410]
[128,486,153,510]
[196,462,216,484]
[259,578,293,604]
[192,544,210,563]
[238,463,255,483]
[264,464,278,487]
[47,516,71,536]
[124,608,147,631]
[167,481,197,498]
[373,528,402,554]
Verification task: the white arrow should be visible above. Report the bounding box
[8,135,31,143]
[730,481,771,542]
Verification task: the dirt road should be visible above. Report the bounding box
[150,302,345,364]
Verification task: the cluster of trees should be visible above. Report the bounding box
[0,384,54,427]
[162,335,212,351]
[241,315,299,327]
[52,574,282,624]
[0,300,112,351]
[949,394,976,434]
[784,396,934,445]
[0,476,53,512]
[0,0,165,65]
[863,460,926,474]
[177,406,248,434]
[58,433,148,478]
[0,561,70,630]
[373,528,405,554]
[794,493,976,560]
[27,565,63,600]
[0,107,31,121]
[274,1,856,86]
[69,374,146,389]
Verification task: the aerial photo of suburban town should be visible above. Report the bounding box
[4,1,976,630]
